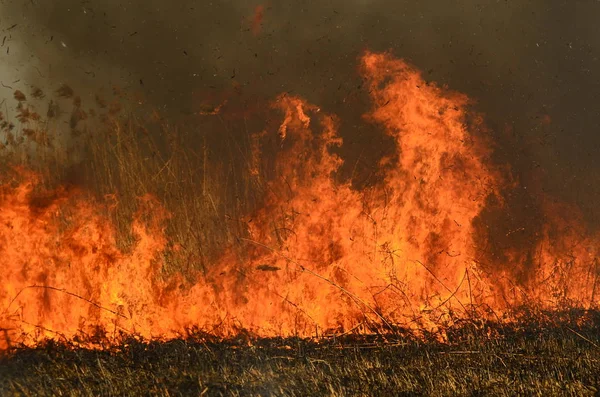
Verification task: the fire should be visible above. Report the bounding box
[250,4,265,36]
[1,52,598,349]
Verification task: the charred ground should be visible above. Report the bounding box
[2,310,600,396]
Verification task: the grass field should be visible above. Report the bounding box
[3,87,600,396]
[2,310,600,396]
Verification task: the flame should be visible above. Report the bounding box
[250,5,265,36]
[1,52,599,349]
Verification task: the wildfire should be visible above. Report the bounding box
[1,52,598,350]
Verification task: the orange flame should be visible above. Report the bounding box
[250,5,265,36]
[1,52,599,349]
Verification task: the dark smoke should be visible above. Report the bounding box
[2,0,600,232]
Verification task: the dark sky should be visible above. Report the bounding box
[1,0,600,226]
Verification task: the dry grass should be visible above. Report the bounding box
[2,311,600,396]
[0,88,263,277]
[2,90,600,396]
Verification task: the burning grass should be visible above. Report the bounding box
[2,310,600,396]
[1,51,600,394]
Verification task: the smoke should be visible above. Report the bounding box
[1,0,600,226]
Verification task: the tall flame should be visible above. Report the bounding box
[1,52,598,349]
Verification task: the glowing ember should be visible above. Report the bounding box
[1,52,598,349]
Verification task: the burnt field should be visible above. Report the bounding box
[2,310,600,396]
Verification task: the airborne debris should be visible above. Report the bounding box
[56,84,74,98]
[31,87,45,99]
[13,90,26,102]
[256,264,281,272]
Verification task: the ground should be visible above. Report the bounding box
[1,311,600,396]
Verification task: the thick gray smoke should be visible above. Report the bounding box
[1,0,600,229]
